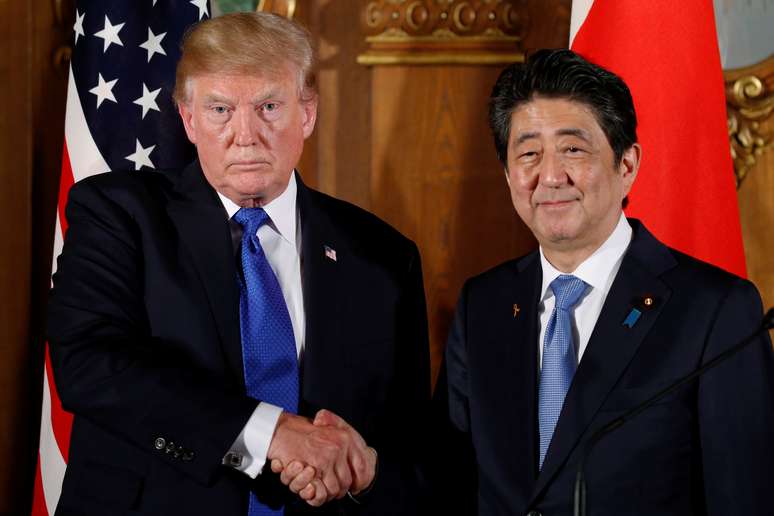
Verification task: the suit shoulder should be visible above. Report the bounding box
[469,252,536,283]
[69,169,176,206]
[308,188,416,252]
[663,247,750,295]
[463,252,537,294]
[629,218,752,297]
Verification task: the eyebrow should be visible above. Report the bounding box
[202,89,283,105]
[513,128,593,146]
[514,132,539,145]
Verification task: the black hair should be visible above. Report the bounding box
[489,49,638,167]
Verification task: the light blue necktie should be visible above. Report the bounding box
[538,274,588,469]
[234,208,298,516]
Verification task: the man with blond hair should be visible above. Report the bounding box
[48,12,428,515]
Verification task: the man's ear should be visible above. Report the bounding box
[619,143,641,197]
[178,102,197,145]
[301,95,318,139]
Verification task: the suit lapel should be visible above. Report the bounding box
[295,175,344,408]
[530,221,676,502]
[166,162,244,384]
[504,253,543,488]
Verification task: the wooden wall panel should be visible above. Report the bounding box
[739,140,774,312]
[0,1,34,513]
[369,65,536,383]
[728,58,774,313]
[0,0,71,511]
[361,0,570,385]
[304,0,373,207]
[294,1,571,386]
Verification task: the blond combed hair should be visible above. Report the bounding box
[173,12,316,105]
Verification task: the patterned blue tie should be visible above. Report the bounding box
[538,274,588,469]
[234,208,298,516]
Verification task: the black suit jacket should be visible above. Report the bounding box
[48,162,429,515]
[435,220,774,516]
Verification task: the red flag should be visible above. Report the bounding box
[570,0,746,277]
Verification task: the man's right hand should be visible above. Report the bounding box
[266,412,358,503]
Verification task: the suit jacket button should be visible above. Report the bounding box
[154,437,166,450]
[526,511,542,516]
[183,451,195,462]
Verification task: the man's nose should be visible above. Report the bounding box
[538,152,569,187]
[233,109,262,146]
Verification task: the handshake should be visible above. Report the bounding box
[266,409,378,507]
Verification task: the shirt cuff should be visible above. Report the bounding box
[222,402,283,478]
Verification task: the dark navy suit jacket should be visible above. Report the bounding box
[48,162,429,515]
[435,220,774,516]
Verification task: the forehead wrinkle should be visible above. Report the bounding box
[514,131,540,145]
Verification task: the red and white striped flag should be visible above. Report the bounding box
[570,0,746,277]
[32,2,206,513]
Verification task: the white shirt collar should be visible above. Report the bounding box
[539,213,632,300]
[216,172,298,248]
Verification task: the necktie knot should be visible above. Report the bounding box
[233,207,270,239]
[550,274,588,311]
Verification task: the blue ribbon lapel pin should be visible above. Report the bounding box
[623,296,656,328]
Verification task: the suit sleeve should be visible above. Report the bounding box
[698,278,774,515]
[426,282,478,514]
[47,180,257,485]
[349,241,431,515]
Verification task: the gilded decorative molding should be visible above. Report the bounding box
[726,66,773,187]
[358,0,527,66]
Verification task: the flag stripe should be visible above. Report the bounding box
[45,347,73,463]
[31,458,49,516]
[58,145,75,236]
[64,64,110,183]
[568,0,593,46]
[38,352,67,513]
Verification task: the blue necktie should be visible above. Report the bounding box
[538,274,588,469]
[234,208,298,516]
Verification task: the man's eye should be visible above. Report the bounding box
[262,102,278,112]
[211,106,228,114]
[567,146,583,153]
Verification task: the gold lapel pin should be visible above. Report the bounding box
[513,304,521,318]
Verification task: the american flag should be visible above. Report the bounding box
[33,2,208,514]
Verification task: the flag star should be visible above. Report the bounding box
[89,73,118,108]
[139,28,167,62]
[94,15,125,52]
[73,10,85,44]
[190,0,209,20]
[125,139,156,170]
[133,83,162,119]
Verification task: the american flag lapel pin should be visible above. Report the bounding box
[324,245,337,262]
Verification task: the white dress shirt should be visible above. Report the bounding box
[218,173,305,478]
[537,213,632,370]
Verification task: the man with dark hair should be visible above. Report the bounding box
[48,12,428,516]
[434,49,774,515]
